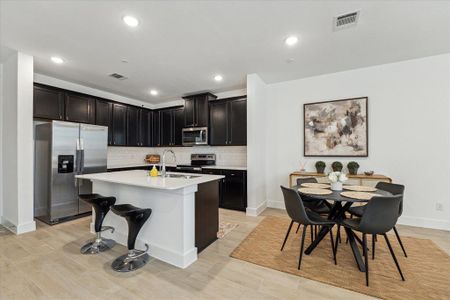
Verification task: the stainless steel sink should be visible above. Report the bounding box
[162,174,200,179]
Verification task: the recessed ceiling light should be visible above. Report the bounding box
[51,56,64,64]
[214,75,223,82]
[150,89,158,96]
[284,35,298,46]
[123,15,139,27]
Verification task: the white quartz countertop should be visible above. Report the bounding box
[76,170,224,190]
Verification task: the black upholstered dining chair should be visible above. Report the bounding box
[341,194,405,286]
[280,186,337,270]
[348,182,407,258]
[295,178,332,240]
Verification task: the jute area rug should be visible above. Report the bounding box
[230,216,450,300]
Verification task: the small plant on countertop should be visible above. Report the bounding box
[331,161,343,172]
[315,161,326,174]
[347,161,360,175]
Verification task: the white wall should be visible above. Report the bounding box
[1,52,36,234]
[0,63,3,221]
[246,74,268,216]
[261,53,450,230]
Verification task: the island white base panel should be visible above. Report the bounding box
[90,181,198,269]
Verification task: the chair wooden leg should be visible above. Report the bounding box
[280,220,294,251]
[295,223,301,233]
[310,225,314,242]
[372,234,376,260]
[329,227,337,265]
[393,226,408,257]
[383,233,405,281]
[363,233,369,286]
[298,225,307,270]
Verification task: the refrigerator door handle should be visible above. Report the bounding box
[80,149,85,174]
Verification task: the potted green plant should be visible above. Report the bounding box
[315,161,326,174]
[347,161,360,175]
[331,161,343,172]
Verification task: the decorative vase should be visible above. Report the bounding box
[331,182,343,191]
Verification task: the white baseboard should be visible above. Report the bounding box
[266,199,285,210]
[1,217,36,234]
[99,223,198,269]
[246,200,267,216]
[398,215,450,231]
[16,221,36,234]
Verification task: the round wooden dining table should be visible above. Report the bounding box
[294,184,392,272]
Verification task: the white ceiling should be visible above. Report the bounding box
[1,1,449,103]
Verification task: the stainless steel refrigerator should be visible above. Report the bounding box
[34,121,108,224]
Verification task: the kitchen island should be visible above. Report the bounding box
[76,170,223,268]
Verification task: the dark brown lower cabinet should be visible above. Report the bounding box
[202,169,247,212]
[195,180,220,252]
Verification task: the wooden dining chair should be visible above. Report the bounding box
[348,182,407,258]
[341,195,405,286]
[280,186,337,270]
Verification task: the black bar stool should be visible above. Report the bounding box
[79,194,116,254]
[110,204,152,272]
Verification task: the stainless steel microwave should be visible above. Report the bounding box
[182,127,208,146]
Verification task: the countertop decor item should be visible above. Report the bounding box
[300,183,331,189]
[364,171,374,176]
[343,185,377,192]
[328,171,348,191]
[341,191,381,200]
[331,161,343,172]
[304,97,368,157]
[145,154,160,164]
[347,161,360,175]
[150,165,158,177]
[315,161,326,173]
[298,188,333,195]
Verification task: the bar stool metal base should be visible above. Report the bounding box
[80,238,116,254]
[111,250,150,272]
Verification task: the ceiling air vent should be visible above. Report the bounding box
[109,73,127,80]
[333,11,360,31]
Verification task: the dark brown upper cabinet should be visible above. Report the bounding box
[112,103,127,146]
[229,99,247,145]
[159,106,185,147]
[183,93,217,127]
[64,92,96,124]
[172,107,185,146]
[95,99,113,145]
[33,84,65,120]
[139,109,152,147]
[126,106,140,146]
[209,97,247,146]
[152,110,161,147]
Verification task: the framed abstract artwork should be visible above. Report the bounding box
[304,97,368,157]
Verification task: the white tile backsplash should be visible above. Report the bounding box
[107,146,247,168]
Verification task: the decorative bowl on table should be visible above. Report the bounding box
[364,171,374,176]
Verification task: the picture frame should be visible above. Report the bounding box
[303,97,368,157]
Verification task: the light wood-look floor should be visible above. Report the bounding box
[0,208,449,300]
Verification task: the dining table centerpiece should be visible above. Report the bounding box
[328,171,348,191]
